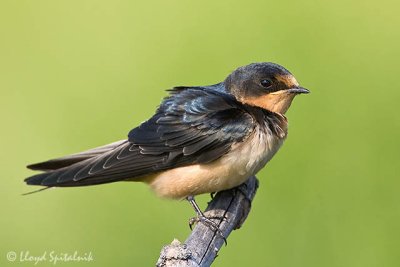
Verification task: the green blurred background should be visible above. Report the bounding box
[1,0,399,266]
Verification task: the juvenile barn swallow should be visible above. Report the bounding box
[25,62,309,226]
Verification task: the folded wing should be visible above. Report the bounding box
[25,86,254,187]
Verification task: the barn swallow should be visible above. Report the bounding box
[25,62,309,230]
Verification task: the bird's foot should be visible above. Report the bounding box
[186,195,227,245]
[188,214,227,245]
[188,214,225,230]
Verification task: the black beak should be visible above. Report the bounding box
[286,86,310,94]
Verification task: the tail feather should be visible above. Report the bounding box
[24,139,151,188]
[27,140,127,171]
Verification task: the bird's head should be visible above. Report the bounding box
[225,62,309,114]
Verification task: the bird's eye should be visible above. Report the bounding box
[260,79,273,88]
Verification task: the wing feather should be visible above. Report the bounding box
[25,85,255,187]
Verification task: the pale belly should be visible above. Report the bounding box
[143,128,286,199]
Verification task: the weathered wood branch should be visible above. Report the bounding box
[156,176,259,267]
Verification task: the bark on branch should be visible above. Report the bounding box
[156,176,259,267]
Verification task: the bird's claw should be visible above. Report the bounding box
[188,214,228,245]
[188,217,197,230]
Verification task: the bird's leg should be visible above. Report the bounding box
[210,192,216,199]
[187,195,211,228]
[207,192,216,205]
[186,195,227,245]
